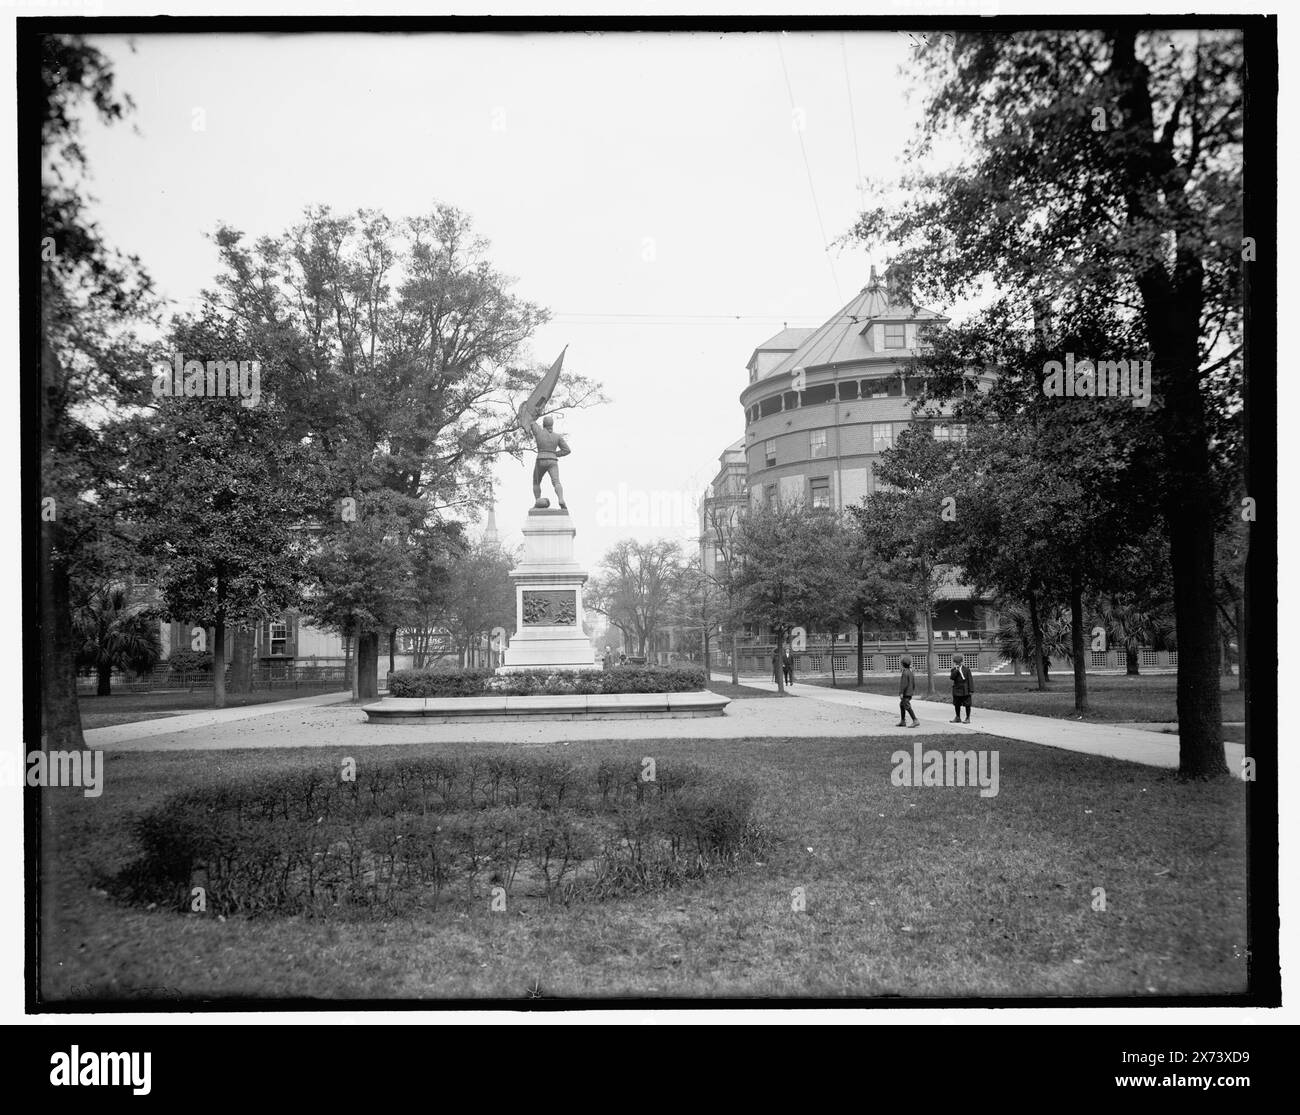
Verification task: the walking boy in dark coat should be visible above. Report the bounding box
[896,653,919,728]
[949,653,974,724]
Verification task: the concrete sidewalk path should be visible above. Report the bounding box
[84,679,1246,775]
[83,690,357,749]
[724,674,1246,772]
[88,683,945,752]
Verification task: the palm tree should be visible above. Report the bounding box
[74,584,163,697]
[994,601,1072,682]
[1093,597,1175,676]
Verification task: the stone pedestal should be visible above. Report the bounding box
[497,509,597,673]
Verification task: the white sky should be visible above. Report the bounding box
[77,30,928,566]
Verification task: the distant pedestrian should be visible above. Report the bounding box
[619,651,627,667]
[782,645,794,685]
[602,648,612,671]
[896,654,919,728]
[950,653,974,724]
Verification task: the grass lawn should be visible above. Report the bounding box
[705,681,783,700]
[805,672,1246,725]
[77,686,349,730]
[39,732,1247,1002]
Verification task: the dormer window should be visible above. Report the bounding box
[884,324,906,349]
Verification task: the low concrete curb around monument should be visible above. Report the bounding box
[363,691,729,723]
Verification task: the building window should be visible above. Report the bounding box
[782,391,800,410]
[801,383,837,406]
[933,423,967,442]
[838,381,858,401]
[269,620,288,656]
[809,429,828,459]
[862,377,891,398]
[872,423,894,453]
[765,439,777,467]
[810,477,831,508]
[714,544,726,565]
[759,395,782,418]
[764,483,777,505]
[884,323,906,348]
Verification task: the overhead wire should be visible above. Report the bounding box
[776,33,843,305]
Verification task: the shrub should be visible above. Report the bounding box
[388,667,495,698]
[110,756,765,918]
[166,648,213,676]
[388,664,707,698]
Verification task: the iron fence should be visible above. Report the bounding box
[77,663,349,694]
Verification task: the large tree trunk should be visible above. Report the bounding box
[1112,30,1224,778]
[39,530,85,748]
[39,338,85,750]
[923,603,935,697]
[357,631,379,701]
[1069,568,1087,713]
[96,661,111,698]
[772,631,786,695]
[856,621,864,686]
[228,626,254,695]
[1126,645,1141,676]
[1235,598,1245,692]
[345,629,357,699]
[1027,588,1048,690]
[389,626,397,677]
[1142,291,1225,774]
[730,631,739,687]
[212,619,227,709]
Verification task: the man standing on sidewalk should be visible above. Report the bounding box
[950,653,974,724]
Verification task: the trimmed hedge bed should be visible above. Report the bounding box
[388,664,707,698]
[109,755,770,918]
